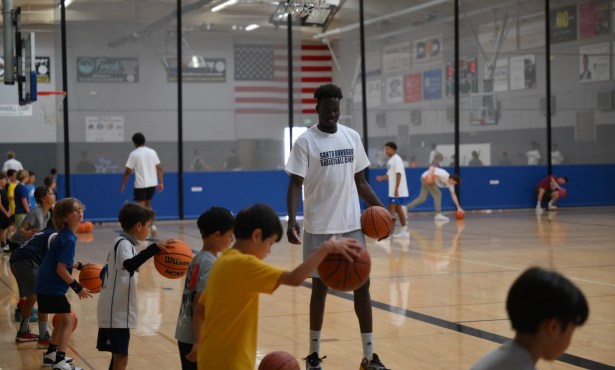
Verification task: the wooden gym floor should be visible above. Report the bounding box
[1,206,614,369]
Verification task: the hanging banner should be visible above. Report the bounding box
[382,42,411,73]
[163,56,227,82]
[385,76,403,104]
[86,116,125,142]
[404,73,422,103]
[579,43,611,83]
[423,69,442,100]
[77,57,139,83]
[510,55,536,90]
[0,104,33,117]
[413,36,443,67]
[550,5,577,43]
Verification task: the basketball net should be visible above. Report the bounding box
[38,91,66,125]
[286,0,327,17]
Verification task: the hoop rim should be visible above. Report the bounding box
[38,91,67,96]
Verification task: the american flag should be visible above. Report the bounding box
[234,43,333,114]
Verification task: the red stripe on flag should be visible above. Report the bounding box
[301,55,332,61]
[302,66,332,72]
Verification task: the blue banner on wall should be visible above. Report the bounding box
[423,69,442,100]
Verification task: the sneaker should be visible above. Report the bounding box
[548,202,557,210]
[43,352,73,367]
[15,328,39,342]
[37,331,52,349]
[434,213,449,221]
[393,227,408,238]
[360,353,391,370]
[303,352,326,370]
[1,244,9,252]
[51,359,81,370]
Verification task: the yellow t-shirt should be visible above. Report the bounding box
[197,249,283,370]
[8,182,17,214]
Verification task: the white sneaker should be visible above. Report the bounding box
[548,202,557,210]
[43,352,73,367]
[393,227,408,238]
[51,359,81,370]
[434,213,449,221]
[535,206,544,215]
[1,244,9,252]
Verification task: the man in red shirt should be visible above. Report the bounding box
[536,175,568,213]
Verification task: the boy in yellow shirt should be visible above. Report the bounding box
[197,204,360,370]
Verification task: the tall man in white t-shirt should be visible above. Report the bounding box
[407,166,463,222]
[286,84,390,370]
[120,133,164,230]
[376,142,409,237]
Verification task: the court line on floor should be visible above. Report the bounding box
[302,281,615,369]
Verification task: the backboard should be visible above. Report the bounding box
[17,31,37,104]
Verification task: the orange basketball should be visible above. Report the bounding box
[79,263,103,293]
[77,223,86,233]
[558,188,567,198]
[317,247,371,291]
[84,221,94,233]
[259,351,300,370]
[456,211,464,220]
[52,312,78,332]
[425,173,435,185]
[360,206,395,240]
[154,240,193,279]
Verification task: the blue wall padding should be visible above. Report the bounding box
[56,164,615,222]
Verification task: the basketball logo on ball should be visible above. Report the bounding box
[361,206,395,240]
[154,240,193,279]
[318,247,371,291]
[258,351,300,370]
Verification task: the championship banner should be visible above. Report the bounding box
[77,57,139,83]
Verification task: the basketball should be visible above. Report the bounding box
[84,221,94,233]
[154,240,193,279]
[456,211,464,220]
[425,173,435,185]
[52,312,78,332]
[558,188,567,198]
[77,222,86,233]
[318,247,371,291]
[79,263,103,293]
[361,206,395,240]
[258,351,300,370]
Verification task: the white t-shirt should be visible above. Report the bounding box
[422,167,455,192]
[525,149,541,165]
[551,150,564,165]
[97,235,139,328]
[386,154,408,197]
[471,340,536,370]
[125,146,160,189]
[2,158,24,173]
[285,124,370,234]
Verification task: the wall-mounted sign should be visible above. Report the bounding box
[77,57,139,83]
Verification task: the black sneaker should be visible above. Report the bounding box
[302,352,326,370]
[360,353,391,370]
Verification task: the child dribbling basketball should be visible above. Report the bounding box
[175,207,235,370]
[96,203,174,370]
[196,204,361,370]
[36,198,92,370]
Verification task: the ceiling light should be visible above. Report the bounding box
[245,24,260,31]
[212,0,237,12]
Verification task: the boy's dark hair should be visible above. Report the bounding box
[197,207,234,238]
[0,172,6,181]
[43,176,55,187]
[450,174,461,184]
[50,168,57,175]
[34,186,50,205]
[132,132,146,146]
[118,202,156,231]
[28,170,35,176]
[53,198,84,230]
[314,84,343,104]
[7,169,16,178]
[234,204,283,242]
[385,142,397,151]
[561,176,569,184]
[507,267,589,335]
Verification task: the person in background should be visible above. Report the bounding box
[2,151,24,173]
[551,144,564,165]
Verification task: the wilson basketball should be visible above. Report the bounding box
[154,240,193,279]
[456,211,465,220]
[79,263,103,293]
[318,247,371,291]
[258,351,300,370]
[52,312,78,332]
[558,188,567,198]
[361,206,395,240]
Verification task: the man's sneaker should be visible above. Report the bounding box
[434,213,449,221]
[393,227,408,238]
[360,353,391,370]
[1,244,9,252]
[15,328,38,342]
[51,359,81,370]
[548,202,557,210]
[37,331,52,348]
[43,352,73,367]
[303,352,326,370]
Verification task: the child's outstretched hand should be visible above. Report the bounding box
[77,288,93,299]
[154,239,177,253]
[324,236,362,262]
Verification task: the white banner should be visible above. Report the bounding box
[579,43,611,83]
[382,42,411,73]
[85,116,124,142]
[0,104,33,117]
[385,76,404,104]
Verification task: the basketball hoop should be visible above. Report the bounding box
[287,0,327,17]
[38,91,66,125]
